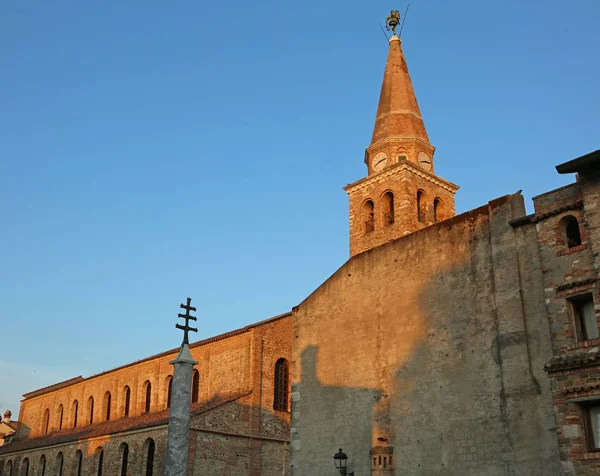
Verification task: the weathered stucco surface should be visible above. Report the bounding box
[291,193,564,476]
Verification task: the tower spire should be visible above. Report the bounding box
[370,35,430,147]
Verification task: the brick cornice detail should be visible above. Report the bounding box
[564,382,600,395]
[345,161,459,194]
[532,200,584,223]
[555,277,596,295]
[545,349,600,373]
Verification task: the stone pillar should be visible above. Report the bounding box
[165,344,199,476]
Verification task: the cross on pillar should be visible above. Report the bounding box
[176,297,198,346]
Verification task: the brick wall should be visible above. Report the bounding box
[0,314,292,475]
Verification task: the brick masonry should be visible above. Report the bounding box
[0,314,292,475]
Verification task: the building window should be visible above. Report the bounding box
[364,200,375,234]
[144,438,155,476]
[57,404,64,431]
[56,452,63,476]
[166,376,173,409]
[382,192,394,225]
[104,391,112,421]
[582,402,600,451]
[417,190,425,223]
[42,409,50,434]
[398,154,407,162]
[96,448,104,476]
[75,450,83,476]
[192,369,200,403]
[433,198,442,223]
[5,460,12,476]
[274,358,290,411]
[560,215,582,248]
[144,381,152,413]
[88,396,94,425]
[72,400,79,428]
[21,458,28,476]
[120,442,129,476]
[572,294,598,341]
[123,386,131,417]
[39,455,46,476]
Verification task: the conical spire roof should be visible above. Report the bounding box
[370,36,429,145]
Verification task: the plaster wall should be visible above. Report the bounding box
[291,193,563,476]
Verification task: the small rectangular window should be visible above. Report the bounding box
[583,402,600,451]
[571,294,598,341]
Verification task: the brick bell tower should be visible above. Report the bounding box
[345,31,459,257]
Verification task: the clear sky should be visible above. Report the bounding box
[0,0,598,414]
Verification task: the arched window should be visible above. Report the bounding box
[57,404,64,431]
[560,215,582,248]
[143,381,152,413]
[123,386,131,417]
[119,442,129,476]
[433,198,442,223]
[42,409,50,434]
[273,358,290,411]
[382,192,394,225]
[6,460,13,476]
[144,438,155,476]
[417,190,425,223]
[21,458,28,476]
[192,369,200,404]
[96,448,104,476]
[166,376,173,409]
[56,452,63,476]
[75,450,83,476]
[364,200,375,234]
[72,400,79,428]
[87,396,94,425]
[104,391,112,421]
[39,455,46,476]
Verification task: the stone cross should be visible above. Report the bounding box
[165,298,200,476]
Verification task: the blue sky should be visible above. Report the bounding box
[0,0,598,413]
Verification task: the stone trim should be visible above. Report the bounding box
[567,337,600,351]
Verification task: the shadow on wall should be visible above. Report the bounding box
[295,345,381,476]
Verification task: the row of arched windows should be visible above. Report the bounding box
[0,439,156,476]
[40,370,201,435]
[362,191,445,235]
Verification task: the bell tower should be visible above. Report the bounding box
[345,22,459,257]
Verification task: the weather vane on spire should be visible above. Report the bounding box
[176,297,198,346]
[385,9,401,36]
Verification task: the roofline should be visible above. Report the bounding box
[22,311,292,401]
[556,149,600,174]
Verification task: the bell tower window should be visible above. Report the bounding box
[417,190,425,223]
[383,192,394,225]
[364,200,375,234]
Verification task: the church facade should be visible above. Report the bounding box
[1,24,599,476]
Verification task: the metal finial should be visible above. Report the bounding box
[176,297,198,346]
[385,9,401,36]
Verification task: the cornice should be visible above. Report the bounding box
[544,348,600,373]
[511,201,584,227]
[344,160,459,194]
[366,136,435,154]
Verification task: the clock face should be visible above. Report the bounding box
[372,153,388,172]
[418,152,432,171]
